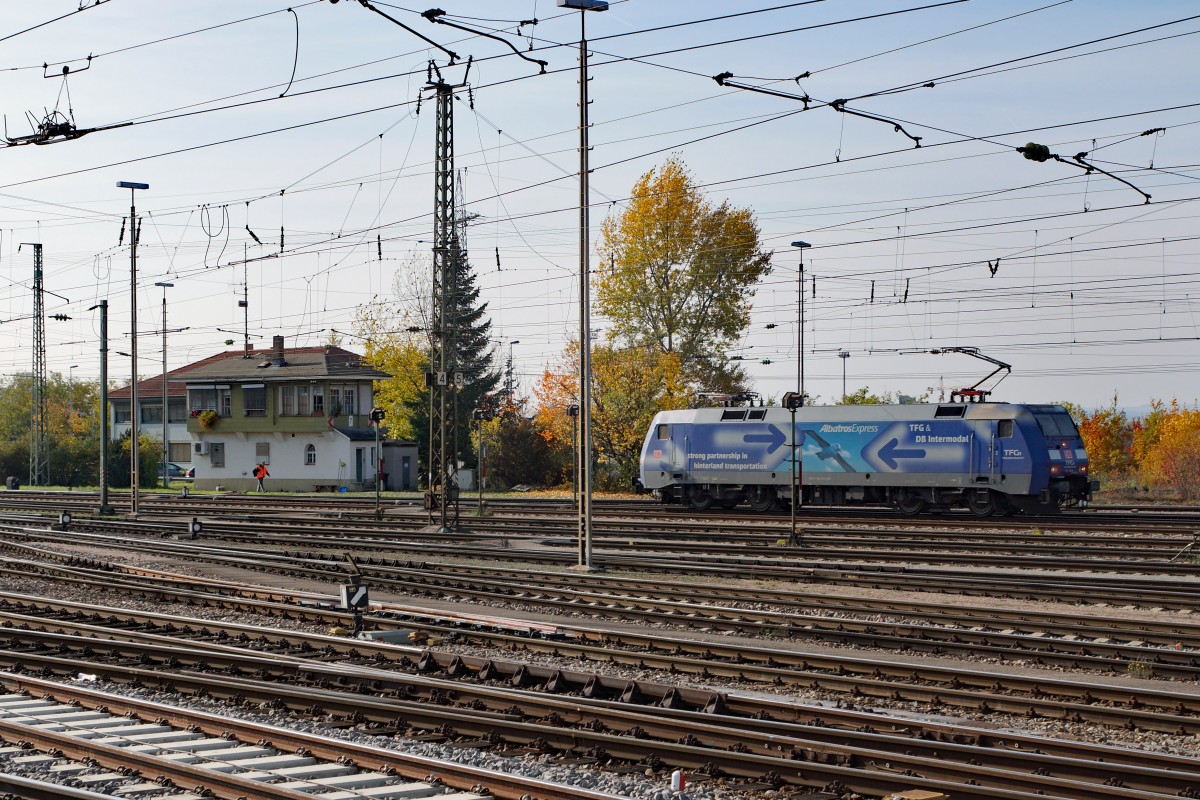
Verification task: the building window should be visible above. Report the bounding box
[168,399,188,423]
[297,385,310,416]
[113,401,131,424]
[312,385,324,414]
[141,402,163,424]
[211,442,225,468]
[279,386,295,415]
[243,386,267,416]
[168,442,192,463]
[189,388,230,414]
[328,385,359,416]
[256,442,270,463]
[304,444,316,465]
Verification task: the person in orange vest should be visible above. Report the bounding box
[253,463,269,492]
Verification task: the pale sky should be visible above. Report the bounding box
[1,0,1197,411]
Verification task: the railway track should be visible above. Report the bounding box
[5,495,1200,798]
[3,489,1200,534]
[0,674,590,800]
[7,545,1200,735]
[2,595,1200,800]
[9,513,1200,613]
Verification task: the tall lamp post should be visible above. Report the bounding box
[89,301,114,515]
[68,365,78,415]
[154,281,173,488]
[560,0,608,572]
[791,241,811,405]
[506,339,520,402]
[839,350,850,400]
[118,180,149,514]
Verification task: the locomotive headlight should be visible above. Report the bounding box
[1050,464,1062,476]
[1080,464,1088,474]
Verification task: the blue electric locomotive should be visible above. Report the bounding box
[636,402,1094,516]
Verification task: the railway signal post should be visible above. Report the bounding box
[783,391,804,546]
[371,407,386,521]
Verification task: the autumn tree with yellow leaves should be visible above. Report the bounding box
[353,299,429,442]
[597,156,772,393]
[534,342,692,488]
[1136,401,1200,500]
[1062,395,1200,500]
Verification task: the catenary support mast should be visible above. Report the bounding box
[426,74,463,531]
[29,244,48,485]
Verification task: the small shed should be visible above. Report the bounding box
[382,440,419,491]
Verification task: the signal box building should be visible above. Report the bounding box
[168,336,419,492]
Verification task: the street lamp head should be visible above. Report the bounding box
[510,339,520,345]
[791,241,811,249]
[116,181,149,190]
[557,0,608,9]
[154,281,174,288]
[839,351,850,359]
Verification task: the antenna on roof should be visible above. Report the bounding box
[239,243,251,358]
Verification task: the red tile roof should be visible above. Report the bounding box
[108,344,378,399]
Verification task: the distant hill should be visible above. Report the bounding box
[1121,403,1156,419]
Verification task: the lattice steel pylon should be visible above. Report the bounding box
[424,70,467,531]
[29,243,48,485]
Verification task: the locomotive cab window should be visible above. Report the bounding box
[997,419,1014,438]
[748,409,766,420]
[934,405,966,418]
[720,410,747,421]
[1032,409,1080,438]
[656,424,669,440]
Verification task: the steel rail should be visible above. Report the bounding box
[0,673,613,800]
[5,595,1200,787]
[0,637,1189,800]
[6,590,1200,788]
[6,556,1200,734]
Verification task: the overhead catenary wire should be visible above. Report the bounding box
[2,5,1196,397]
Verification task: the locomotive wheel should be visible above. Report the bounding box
[687,487,714,512]
[967,490,998,517]
[746,485,776,513]
[894,490,926,516]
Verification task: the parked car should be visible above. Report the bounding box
[159,463,194,480]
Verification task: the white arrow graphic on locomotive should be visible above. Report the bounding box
[687,423,797,472]
[876,439,927,469]
[861,421,973,473]
[741,424,787,453]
